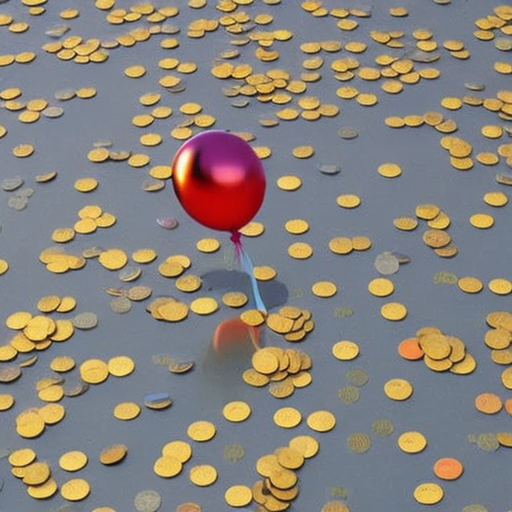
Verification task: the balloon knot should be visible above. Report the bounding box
[230,230,243,260]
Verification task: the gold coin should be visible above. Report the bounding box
[381,302,407,321]
[175,274,202,292]
[8,447,36,467]
[488,278,512,295]
[74,178,98,192]
[154,455,183,478]
[397,431,427,453]
[190,297,218,315]
[12,143,35,158]
[384,378,413,400]
[98,248,128,270]
[483,191,508,207]
[108,355,135,377]
[277,175,302,191]
[284,219,309,234]
[223,401,251,422]
[336,194,361,208]
[99,444,127,465]
[242,368,269,387]
[189,464,217,486]
[125,65,146,78]
[80,358,109,384]
[252,349,279,374]
[222,291,248,308]
[393,217,418,231]
[240,221,265,237]
[307,410,336,432]
[368,278,394,297]
[413,482,444,505]
[288,242,313,259]
[59,451,88,471]
[27,477,58,499]
[187,420,216,442]
[273,407,302,428]
[378,162,402,178]
[61,478,91,501]
[240,309,266,327]
[196,238,220,253]
[38,403,65,425]
[0,393,15,410]
[311,281,337,298]
[469,213,494,229]
[253,265,277,281]
[113,402,140,421]
[332,340,359,360]
[225,485,252,507]
[157,301,189,322]
[457,276,483,293]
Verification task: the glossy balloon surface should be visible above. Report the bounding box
[172,131,266,232]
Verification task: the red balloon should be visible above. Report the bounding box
[171,131,266,232]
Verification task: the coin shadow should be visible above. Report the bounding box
[201,269,289,310]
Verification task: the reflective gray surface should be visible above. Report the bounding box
[1,0,512,511]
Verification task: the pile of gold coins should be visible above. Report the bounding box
[484,311,512,390]
[407,327,476,374]
[243,346,312,398]
[240,305,315,342]
[252,435,319,511]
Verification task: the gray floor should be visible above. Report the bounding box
[1,0,512,511]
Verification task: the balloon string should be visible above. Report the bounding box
[230,231,267,314]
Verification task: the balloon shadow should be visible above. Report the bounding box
[201,269,289,311]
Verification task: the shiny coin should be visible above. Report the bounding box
[113,402,140,421]
[187,420,216,441]
[59,451,88,472]
[100,444,127,466]
[189,464,217,487]
[80,358,108,384]
[60,478,90,501]
[153,455,183,478]
[306,410,336,432]
[222,401,251,422]
[413,482,444,505]
[273,407,302,428]
[384,378,413,400]
[332,340,359,360]
[398,431,427,453]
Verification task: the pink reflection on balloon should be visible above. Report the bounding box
[212,317,260,354]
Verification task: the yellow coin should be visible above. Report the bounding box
[378,162,402,178]
[132,248,157,264]
[153,455,183,478]
[397,431,427,453]
[277,175,302,191]
[113,401,140,421]
[79,358,109,384]
[98,248,128,270]
[59,451,88,471]
[125,65,146,78]
[38,403,65,425]
[328,237,353,255]
[162,440,192,463]
[380,302,407,321]
[252,349,279,374]
[483,191,508,207]
[288,242,313,259]
[469,213,494,229]
[488,278,512,295]
[187,420,216,441]
[196,238,220,253]
[190,297,218,315]
[289,434,319,458]
[457,276,483,294]
[225,485,253,507]
[0,258,8,275]
[240,309,266,327]
[0,393,14,410]
[21,462,51,486]
[384,378,413,400]
[74,178,98,192]
[60,478,91,501]
[189,464,217,486]
[16,409,46,438]
[413,482,444,505]
[222,291,248,308]
[332,340,359,360]
[273,407,302,428]
[311,281,337,298]
[222,401,251,422]
[8,447,37,467]
[12,143,34,158]
[394,217,418,231]
[108,355,135,377]
[307,410,336,432]
[336,194,361,208]
[240,221,265,237]
[368,278,394,297]
[285,218,309,234]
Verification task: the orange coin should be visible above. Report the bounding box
[474,392,503,414]
[433,457,464,480]
[398,338,424,360]
[505,398,512,417]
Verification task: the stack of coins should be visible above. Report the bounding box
[400,327,476,374]
[242,347,312,398]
